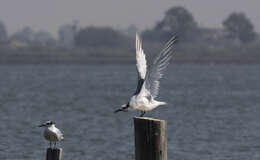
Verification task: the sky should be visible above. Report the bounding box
[0,0,259,36]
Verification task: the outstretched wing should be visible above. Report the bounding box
[134,33,147,95]
[144,35,177,98]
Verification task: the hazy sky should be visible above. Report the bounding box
[0,0,259,36]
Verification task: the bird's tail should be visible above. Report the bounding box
[160,102,167,106]
[155,101,167,106]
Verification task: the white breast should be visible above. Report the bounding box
[44,126,64,142]
[130,95,152,111]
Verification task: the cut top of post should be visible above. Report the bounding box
[134,117,166,123]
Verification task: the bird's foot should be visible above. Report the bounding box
[139,111,146,117]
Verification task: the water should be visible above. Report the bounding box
[0,64,259,160]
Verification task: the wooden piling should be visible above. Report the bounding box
[46,148,62,160]
[134,117,167,160]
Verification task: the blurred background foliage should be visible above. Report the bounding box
[0,6,259,64]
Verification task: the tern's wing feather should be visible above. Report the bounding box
[134,33,147,95]
[144,35,177,98]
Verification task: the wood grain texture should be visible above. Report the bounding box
[134,117,167,160]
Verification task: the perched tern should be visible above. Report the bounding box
[39,120,64,148]
[115,33,177,117]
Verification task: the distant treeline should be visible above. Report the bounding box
[0,6,260,64]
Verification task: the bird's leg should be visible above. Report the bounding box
[55,142,57,148]
[49,141,51,149]
[140,111,145,117]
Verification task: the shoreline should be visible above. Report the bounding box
[0,58,260,64]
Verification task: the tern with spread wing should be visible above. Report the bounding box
[114,33,177,117]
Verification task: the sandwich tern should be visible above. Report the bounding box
[115,33,177,117]
[39,120,64,148]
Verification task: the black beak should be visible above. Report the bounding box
[114,108,123,113]
[38,124,46,127]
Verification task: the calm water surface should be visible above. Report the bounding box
[0,64,259,160]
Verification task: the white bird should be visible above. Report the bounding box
[39,120,64,148]
[114,33,177,117]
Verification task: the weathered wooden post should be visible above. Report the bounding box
[46,148,62,160]
[134,117,167,160]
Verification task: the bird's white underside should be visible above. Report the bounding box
[44,124,64,142]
